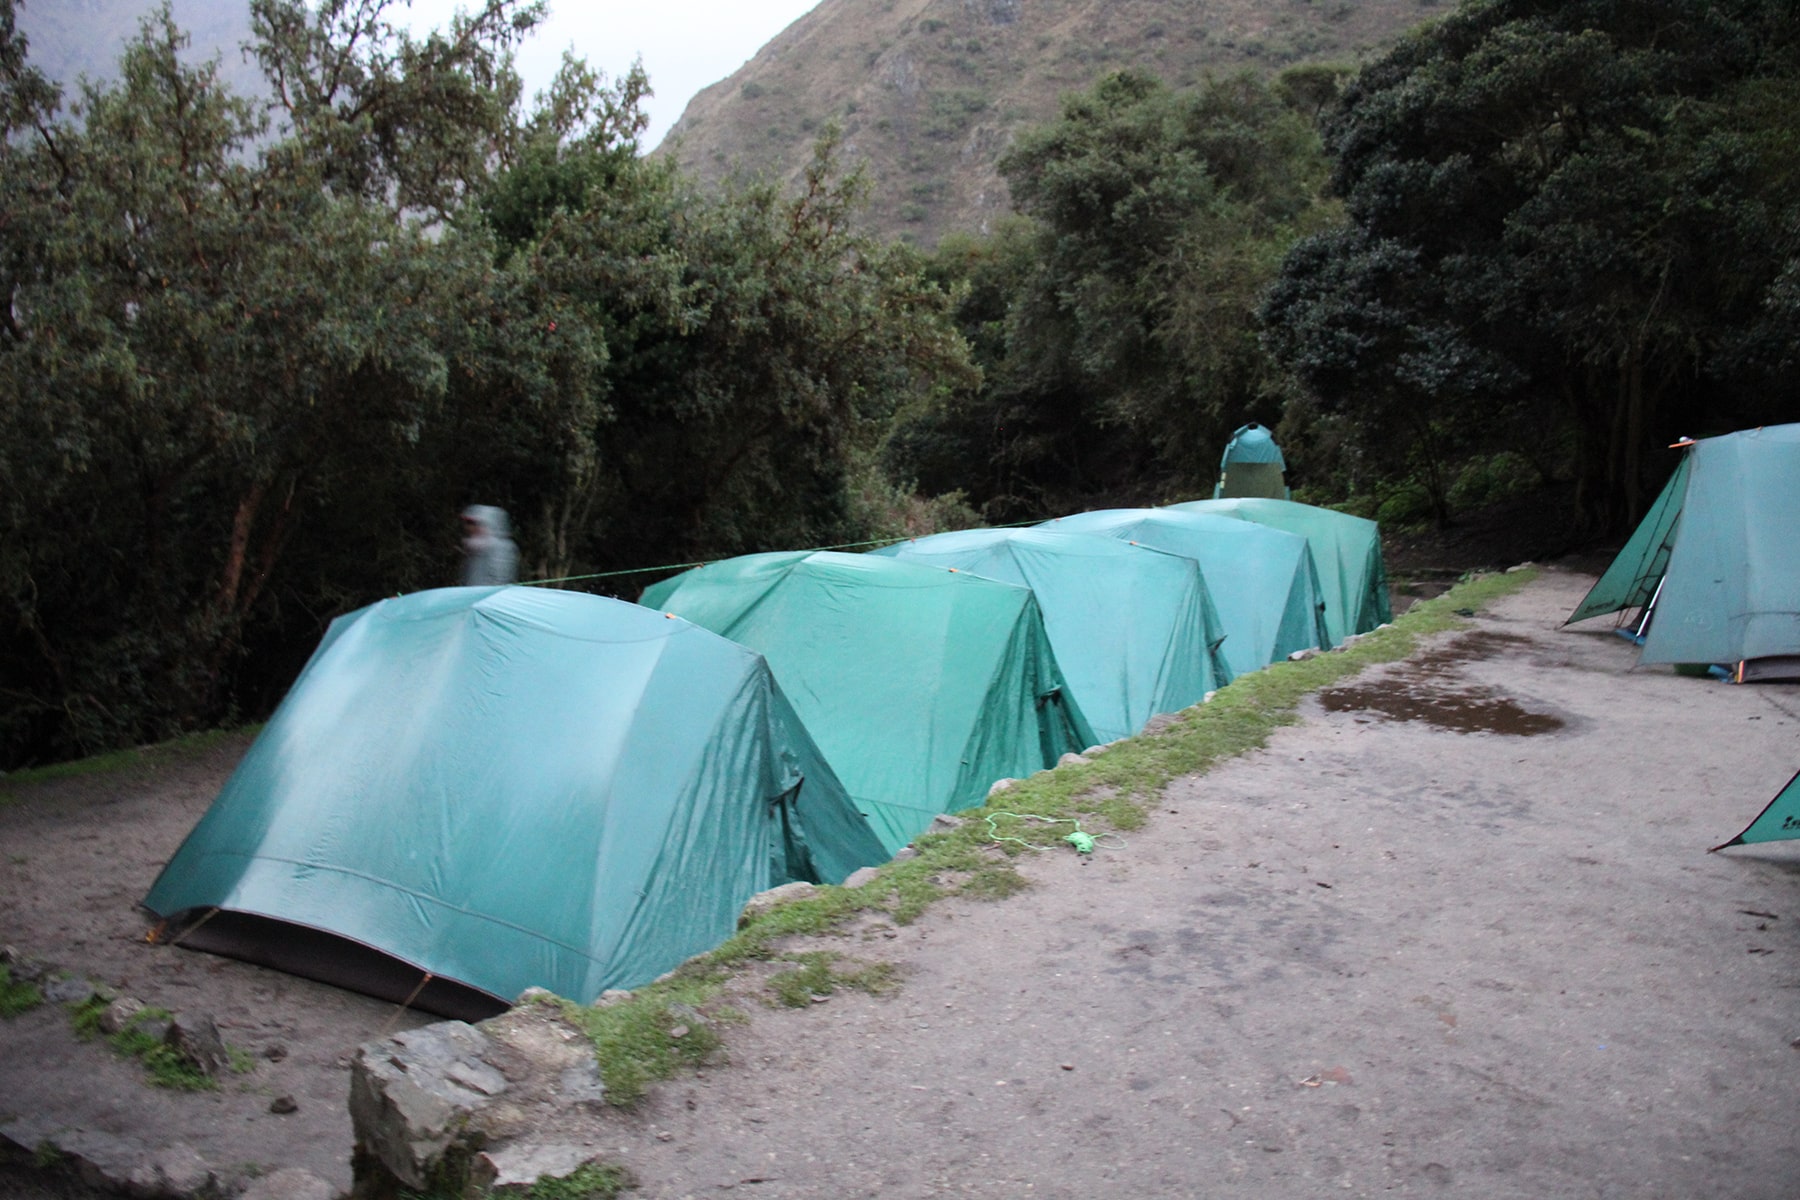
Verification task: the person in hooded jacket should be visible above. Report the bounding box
[460,505,519,586]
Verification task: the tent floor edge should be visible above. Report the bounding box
[154,908,510,1022]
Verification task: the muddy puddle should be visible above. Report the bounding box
[1319,630,1566,736]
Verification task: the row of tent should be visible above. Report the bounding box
[144,497,1391,1019]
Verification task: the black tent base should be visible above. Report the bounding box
[150,908,510,1023]
[1735,656,1800,684]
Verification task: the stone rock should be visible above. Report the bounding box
[349,1001,607,1197]
[1142,712,1184,736]
[927,814,965,833]
[1287,648,1320,661]
[126,1142,214,1198]
[1507,561,1536,573]
[1081,743,1115,757]
[99,996,146,1035]
[269,1095,298,1114]
[841,866,881,889]
[41,975,99,1005]
[738,881,817,927]
[1,945,49,983]
[986,778,1017,797]
[595,989,634,1007]
[237,1167,338,1200]
[471,1143,600,1192]
[166,1011,231,1078]
[892,847,919,862]
[348,1022,494,1192]
[1057,752,1089,768]
[0,1123,176,1197]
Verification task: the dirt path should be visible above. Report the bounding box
[4,567,1800,1198]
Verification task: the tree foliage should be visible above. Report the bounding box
[0,0,972,768]
[891,69,1333,520]
[1262,0,1800,527]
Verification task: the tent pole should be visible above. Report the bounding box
[1633,575,1667,640]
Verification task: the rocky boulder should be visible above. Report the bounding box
[348,992,608,1198]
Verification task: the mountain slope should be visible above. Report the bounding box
[661,0,1435,245]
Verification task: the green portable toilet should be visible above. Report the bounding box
[871,527,1233,744]
[143,587,886,1020]
[641,551,1095,853]
[1568,423,1800,681]
[1039,508,1329,678]
[1167,498,1392,646]
[1214,423,1290,500]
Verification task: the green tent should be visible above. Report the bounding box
[143,586,886,1020]
[1569,423,1800,680]
[1038,508,1330,678]
[641,551,1095,853]
[869,527,1233,744]
[1167,498,1392,646]
[1214,422,1290,500]
[1565,454,1692,631]
[1714,769,1800,850]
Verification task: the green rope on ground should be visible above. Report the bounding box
[984,812,1125,857]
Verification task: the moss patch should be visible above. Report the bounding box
[0,965,43,1018]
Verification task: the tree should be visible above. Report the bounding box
[468,125,977,582]
[1262,0,1800,528]
[893,69,1333,520]
[0,2,979,769]
[0,0,538,762]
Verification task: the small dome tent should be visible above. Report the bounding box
[143,587,886,1020]
[1214,423,1290,500]
[1568,422,1800,682]
[641,551,1095,854]
[1166,498,1392,646]
[1039,508,1329,678]
[871,527,1233,744]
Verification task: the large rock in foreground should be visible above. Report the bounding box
[348,993,608,1197]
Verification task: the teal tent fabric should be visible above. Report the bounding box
[870,527,1233,744]
[143,587,885,1018]
[1567,455,1693,627]
[1167,498,1391,646]
[1635,424,1800,670]
[1214,423,1290,499]
[1569,424,1800,675]
[1037,508,1330,678]
[641,551,1095,854]
[1714,769,1800,849]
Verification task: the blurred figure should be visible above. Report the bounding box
[460,505,518,586]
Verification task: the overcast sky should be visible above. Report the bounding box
[398,1,822,150]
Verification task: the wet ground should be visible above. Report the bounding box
[1319,631,1567,736]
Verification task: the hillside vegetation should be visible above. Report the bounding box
[663,0,1434,244]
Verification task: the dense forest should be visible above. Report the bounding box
[3,0,1797,770]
